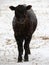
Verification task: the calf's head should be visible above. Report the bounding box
[9,5,32,24]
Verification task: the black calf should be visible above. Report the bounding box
[9,4,37,62]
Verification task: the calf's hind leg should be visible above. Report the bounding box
[24,36,32,61]
[17,40,23,62]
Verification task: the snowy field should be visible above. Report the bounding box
[0,0,49,65]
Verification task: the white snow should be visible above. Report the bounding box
[0,0,49,65]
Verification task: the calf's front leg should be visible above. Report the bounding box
[14,34,23,62]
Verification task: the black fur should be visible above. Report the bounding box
[9,4,37,62]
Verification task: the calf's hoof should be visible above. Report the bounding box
[24,55,29,61]
[24,59,28,62]
[18,56,22,62]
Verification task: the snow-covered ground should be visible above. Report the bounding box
[0,0,49,65]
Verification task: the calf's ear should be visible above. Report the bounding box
[9,6,15,10]
[26,5,32,10]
